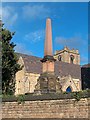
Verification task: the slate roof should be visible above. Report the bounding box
[82,63,90,68]
[17,53,42,74]
[55,61,81,79]
[17,53,81,80]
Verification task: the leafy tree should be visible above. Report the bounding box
[1,20,22,95]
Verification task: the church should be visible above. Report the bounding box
[15,18,82,95]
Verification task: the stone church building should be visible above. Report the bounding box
[15,18,81,95]
[15,46,81,95]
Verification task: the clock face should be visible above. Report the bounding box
[58,55,61,61]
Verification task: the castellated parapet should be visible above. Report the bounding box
[54,46,80,65]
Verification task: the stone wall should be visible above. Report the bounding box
[15,55,40,95]
[2,98,90,119]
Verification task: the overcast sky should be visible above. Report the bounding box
[1,2,88,65]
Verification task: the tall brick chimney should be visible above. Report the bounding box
[35,18,61,94]
[41,18,55,73]
[44,18,53,56]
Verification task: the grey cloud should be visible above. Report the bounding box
[22,4,50,20]
[55,36,87,49]
[24,30,45,43]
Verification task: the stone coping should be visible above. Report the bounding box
[2,90,90,102]
[1,118,90,120]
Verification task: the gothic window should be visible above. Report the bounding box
[58,55,62,61]
[24,77,30,93]
[70,55,74,64]
[66,86,72,92]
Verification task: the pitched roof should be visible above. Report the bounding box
[17,53,81,79]
[82,63,90,68]
[17,53,42,74]
[55,61,81,79]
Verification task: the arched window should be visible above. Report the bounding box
[66,86,72,92]
[70,55,74,64]
[58,55,62,61]
[24,77,30,93]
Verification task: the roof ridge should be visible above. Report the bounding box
[16,52,42,59]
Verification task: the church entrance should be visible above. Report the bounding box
[66,86,72,92]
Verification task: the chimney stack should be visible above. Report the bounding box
[44,18,53,56]
[41,18,55,73]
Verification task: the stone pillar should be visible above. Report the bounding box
[34,18,61,94]
[41,18,55,73]
[44,18,53,56]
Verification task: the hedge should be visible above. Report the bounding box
[2,90,90,102]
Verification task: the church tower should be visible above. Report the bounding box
[54,46,80,65]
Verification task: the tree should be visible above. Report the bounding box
[1,21,22,95]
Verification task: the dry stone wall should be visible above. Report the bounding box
[2,98,90,119]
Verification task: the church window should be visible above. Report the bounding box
[70,55,74,64]
[58,55,62,61]
[66,86,72,92]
